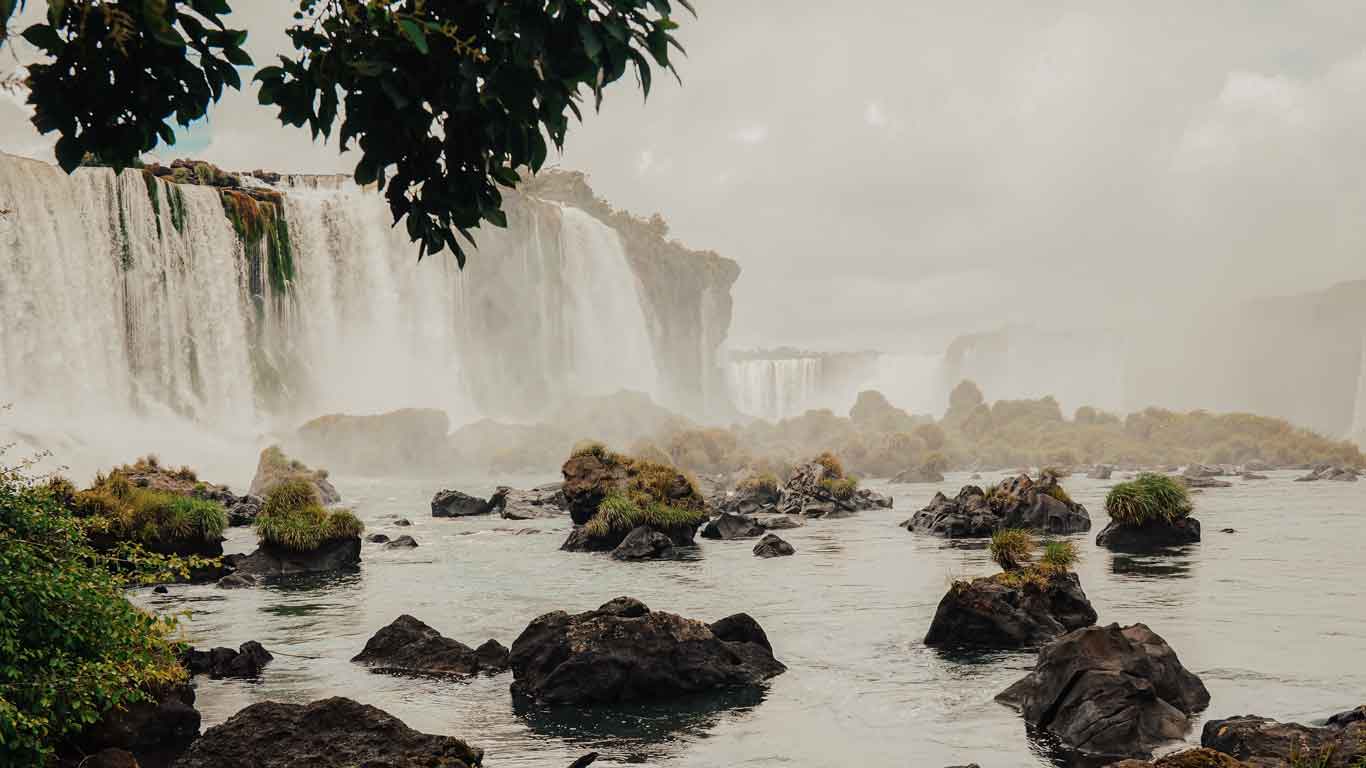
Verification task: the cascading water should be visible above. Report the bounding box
[1351,332,1366,449]
[0,153,667,478]
[725,357,823,421]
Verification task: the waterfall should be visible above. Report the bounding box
[0,153,667,478]
[1351,332,1366,448]
[726,358,823,421]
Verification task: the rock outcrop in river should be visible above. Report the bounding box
[508,597,785,704]
[776,454,891,517]
[68,684,199,768]
[249,446,340,505]
[1295,464,1360,482]
[352,615,510,677]
[181,641,272,679]
[996,623,1209,759]
[559,445,707,558]
[904,473,1091,537]
[1201,706,1366,767]
[1096,473,1202,552]
[489,483,567,519]
[924,570,1097,649]
[431,488,492,517]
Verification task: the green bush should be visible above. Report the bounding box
[582,490,707,538]
[1040,539,1079,570]
[989,528,1035,571]
[72,476,226,545]
[0,468,186,765]
[1105,473,1192,525]
[254,480,362,551]
[820,476,859,500]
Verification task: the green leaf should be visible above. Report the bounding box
[579,22,602,61]
[398,18,428,54]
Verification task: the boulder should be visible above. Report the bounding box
[905,474,1090,538]
[181,642,273,679]
[1182,476,1233,489]
[489,483,567,519]
[215,572,256,589]
[171,697,483,768]
[753,533,795,558]
[925,571,1097,649]
[1184,464,1225,478]
[431,488,491,518]
[754,514,803,530]
[1096,517,1201,552]
[1201,707,1366,767]
[508,597,786,704]
[384,535,419,549]
[394,518,411,526]
[777,458,892,515]
[1105,748,1252,767]
[904,486,998,537]
[892,465,945,483]
[718,475,782,515]
[366,533,390,543]
[1240,472,1268,480]
[562,515,698,554]
[1295,465,1360,482]
[561,451,633,524]
[1242,460,1274,472]
[996,623,1209,759]
[81,748,141,768]
[226,494,263,527]
[224,538,361,578]
[1088,465,1114,480]
[70,684,198,768]
[249,446,340,504]
[351,615,509,676]
[610,525,675,560]
[701,512,766,540]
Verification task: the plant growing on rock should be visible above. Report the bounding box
[990,528,1036,571]
[72,472,226,546]
[820,476,859,500]
[1105,473,1192,526]
[254,478,362,551]
[582,490,706,539]
[815,451,846,479]
[737,472,779,495]
[1040,539,1079,570]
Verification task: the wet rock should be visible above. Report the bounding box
[718,474,782,515]
[1242,459,1274,472]
[171,697,483,768]
[1220,528,1237,534]
[1096,517,1201,552]
[1181,476,1233,489]
[225,538,361,578]
[903,486,997,537]
[226,494,263,527]
[82,748,141,768]
[70,684,198,768]
[384,535,419,549]
[752,533,795,558]
[801,501,837,518]
[1088,465,1114,480]
[997,623,1209,759]
[394,518,412,526]
[562,515,698,554]
[366,533,391,543]
[352,615,509,676]
[1240,472,1268,480]
[610,525,675,560]
[153,585,168,594]
[905,474,1091,538]
[701,512,766,540]
[1201,707,1366,767]
[249,446,340,504]
[925,570,1096,649]
[489,483,567,519]
[568,754,600,768]
[1184,464,1226,478]
[778,458,892,515]
[561,452,633,524]
[514,528,541,535]
[431,488,491,518]
[1105,748,1251,767]
[892,465,945,483]
[508,597,786,704]
[1295,465,1360,482]
[181,642,273,679]
[754,514,802,530]
[216,572,256,589]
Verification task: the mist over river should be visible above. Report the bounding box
[135,471,1366,767]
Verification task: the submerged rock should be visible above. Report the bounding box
[366,533,390,543]
[69,684,199,768]
[701,512,766,540]
[216,572,256,589]
[1201,706,1366,767]
[753,533,795,558]
[352,615,509,677]
[225,537,361,578]
[489,483,567,519]
[905,474,1091,538]
[1181,476,1233,489]
[892,465,945,483]
[508,597,786,704]
[181,642,273,679]
[924,570,1097,649]
[1240,472,1268,480]
[996,623,1209,759]
[171,697,483,768]
[394,518,412,526]
[384,535,419,549]
[431,488,492,518]
[1096,517,1201,552]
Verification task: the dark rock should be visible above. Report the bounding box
[81,748,141,768]
[801,501,837,518]
[1220,528,1237,534]
[1240,472,1268,480]
[996,623,1209,758]
[925,570,1096,649]
[701,512,766,540]
[1088,465,1114,480]
[489,483,567,519]
[215,572,256,589]
[752,533,795,558]
[1181,476,1233,489]
[366,533,391,543]
[508,597,786,704]
[514,528,541,535]
[226,494,264,527]
[225,537,361,578]
[70,684,198,768]
[384,535,419,549]
[892,465,945,483]
[153,585,168,594]
[181,642,273,679]
[171,697,482,768]
[562,514,698,554]
[778,459,892,515]
[718,475,782,515]
[1201,708,1366,767]
[1295,465,1360,482]
[611,525,675,560]
[351,615,509,676]
[904,486,997,537]
[431,488,491,518]
[1105,748,1252,767]
[905,474,1090,538]
[708,612,774,653]
[1328,705,1366,727]
[1183,464,1226,478]
[1096,517,1201,552]
[754,514,802,530]
[561,452,632,524]
[394,518,412,526]
[568,754,600,768]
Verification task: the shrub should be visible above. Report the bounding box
[262,477,321,517]
[820,476,859,500]
[1042,483,1074,506]
[737,472,779,495]
[1040,539,1079,570]
[72,476,226,545]
[815,451,845,479]
[255,479,362,551]
[990,528,1035,571]
[1105,473,1192,525]
[0,467,187,765]
[570,440,610,460]
[582,490,707,538]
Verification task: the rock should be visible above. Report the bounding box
[1184,464,1226,478]
[249,445,340,504]
[561,451,633,524]
[610,525,675,560]
[996,623,1210,759]
[489,483,567,519]
[508,597,786,704]
[1181,476,1233,489]
[752,533,795,558]
[384,535,419,549]
[1201,708,1366,767]
[216,572,256,589]
[754,514,802,530]
[905,474,1091,538]
[351,615,509,676]
[718,473,782,515]
[181,642,273,679]
[701,512,766,540]
[82,748,141,768]
[1105,748,1252,767]
[1220,528,1236,534]
[801,501,837,518]
[71,684,199,768]
[366,533,390,543]
[225,538,361,578]
[431,488,491,518]
[226,494,263,527]
[925,570,1096,649]
[153,585,168,594]
[1295,465,1360,482]
[1088,465,1114,480]
[1242,460,1273,472]
[394,518,412,526]
[892,465,945,483]
[514,528,541,535]
[568,754,600,768]
[777,458,892,515]
[1240,472,1268,480]
[1096,517,1202,552]
[171,697,483,768]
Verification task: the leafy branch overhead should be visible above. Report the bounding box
[2,0,693,263]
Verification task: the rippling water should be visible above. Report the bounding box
[136,471,1366,767]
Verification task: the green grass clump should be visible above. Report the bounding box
[1105,473,1192,525]
[1040,539,1079,570]
[582,490,707,538]
[737,472,779,495]
[1042,483,1074,505]
[990,528,1035,571]
[820,476,859,500]
[72,475,225,544]
[255,478,361,551]
[570,440,611,460]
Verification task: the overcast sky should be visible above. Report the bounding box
[6,1,1366,350]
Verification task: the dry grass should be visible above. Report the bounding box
[815,451,845,479]
[989,528,1035,571]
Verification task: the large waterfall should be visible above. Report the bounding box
[0,154,676,478]
[725,357,823,421]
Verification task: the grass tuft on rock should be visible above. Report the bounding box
[73,471,226,545]
[989,528,1035,572]
[815,451,845,479]
[583,490,707,538]
[1105,473,1192,526]
[820,476,859,500]
[255,478,361,551]
[737,472,779,495]
[1040,539,1079,570]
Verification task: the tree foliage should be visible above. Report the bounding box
[3,0,693,263]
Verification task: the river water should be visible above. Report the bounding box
[137,470,1366,767]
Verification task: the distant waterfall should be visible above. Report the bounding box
[726,358,823,421]
[1352,332,1366,448]
[0,154,666,475]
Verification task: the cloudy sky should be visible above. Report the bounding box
[6,1,1366,350]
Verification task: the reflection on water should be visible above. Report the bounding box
[139,472,1366,767]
